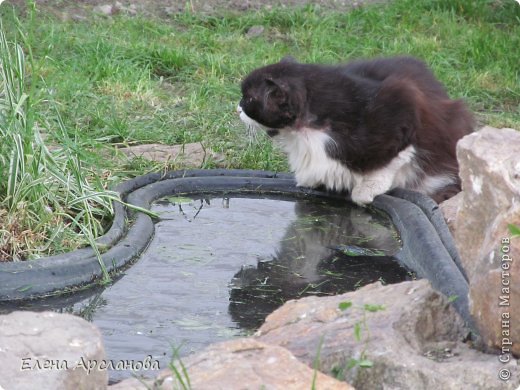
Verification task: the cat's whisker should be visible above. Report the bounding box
[326,135,340,153]
[246,124,261,145]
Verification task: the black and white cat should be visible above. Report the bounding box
[238,56,474,204]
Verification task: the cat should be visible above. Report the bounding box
[237,56,474,204]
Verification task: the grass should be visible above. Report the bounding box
[332,301,386,380]
[168,344,192,390]
[0,0,519,259]
[0,12,115,263]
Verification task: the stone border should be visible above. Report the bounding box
[0,169,472,326]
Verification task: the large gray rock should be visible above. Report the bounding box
[0,311,107,390]
[112,339,352,390]
[454,126,520,356]
[256,280,520,389]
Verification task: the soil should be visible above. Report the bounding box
[10,0,386,19]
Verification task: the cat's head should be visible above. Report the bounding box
[238,58,305,132]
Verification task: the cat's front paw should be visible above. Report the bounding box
[350,184,381,206]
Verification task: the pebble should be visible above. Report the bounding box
[93,4,115,16]
[246,25,265,38]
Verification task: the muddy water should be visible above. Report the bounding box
[1,195,410,381]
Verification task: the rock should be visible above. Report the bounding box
[115,2,138,16]
[0,311,107,390]
[152,338,352,390]
[163,6,182,17]
[256,280,520,389]
[109,377,150,389]
[454,126,520,356]
[118,142,222,167]
[71,14,88,22]
[439,191,462,235]
[246,25,265,38]
[93,4,117,16]
[110,339,352,389]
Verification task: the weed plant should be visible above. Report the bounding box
[0,16,114,262]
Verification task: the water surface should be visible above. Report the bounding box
[1,195,410,381]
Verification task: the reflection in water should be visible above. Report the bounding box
[0,286,107,319]
[228,198,410,329]
[0,195,410,382]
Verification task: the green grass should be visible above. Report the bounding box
[0,13,115,262]
[0,0,519,258]
[4,0,520,171]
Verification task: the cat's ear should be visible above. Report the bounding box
[264,77,289,103]
[265,76,288,90]
[279,55,297,64]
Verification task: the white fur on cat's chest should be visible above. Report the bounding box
[274,128,358,191]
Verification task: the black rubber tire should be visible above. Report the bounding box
[0,169,472,328]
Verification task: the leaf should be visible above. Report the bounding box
[336,245,386,257]
[338,301,352,311]
[354,322,362,341]
[346,358,359,370]
[508,224,520,238]
[358,359,373,368]
[364,304,385,312]
[448,295,459,303]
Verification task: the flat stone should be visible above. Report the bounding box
[118,142,222,167]
[246,25,265,38]
[256,280,520,389]
[0,311,107,390]
[454,126,520,355]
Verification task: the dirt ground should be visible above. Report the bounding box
[10,0,385,19]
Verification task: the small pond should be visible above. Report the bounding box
[1,194,411,382]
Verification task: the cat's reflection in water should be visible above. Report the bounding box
[228,199,412,330]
